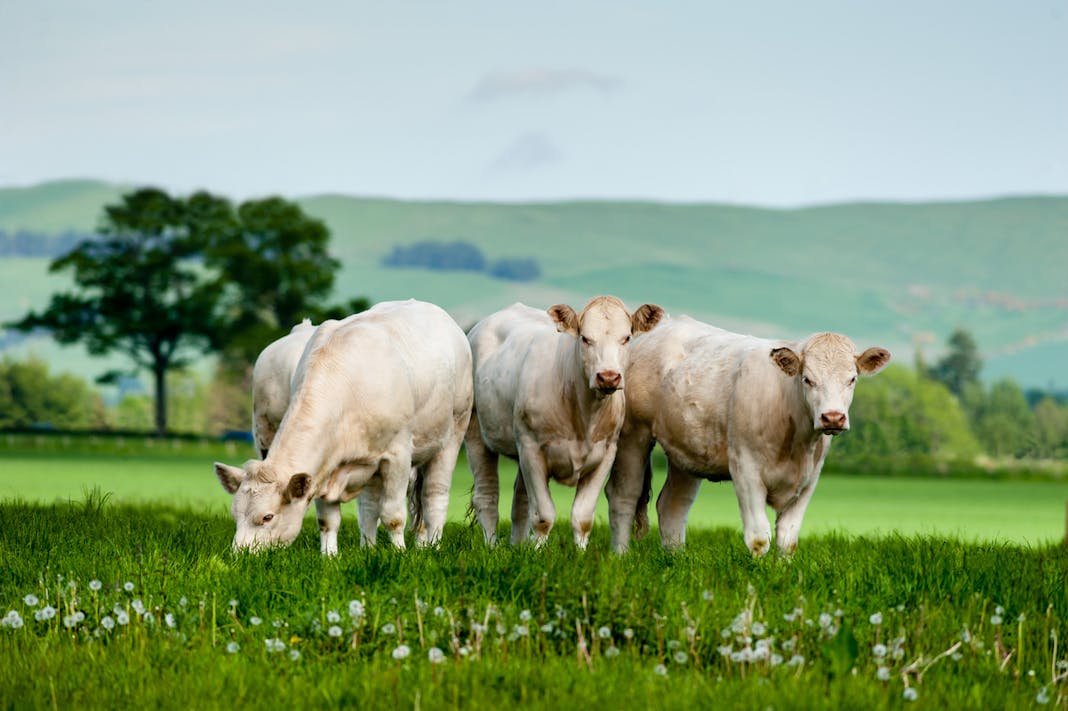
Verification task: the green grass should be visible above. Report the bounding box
[1,441,1065,545]
[1,496,1067,709]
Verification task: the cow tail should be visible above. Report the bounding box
[407,467,424,535]
[633,451,653,540]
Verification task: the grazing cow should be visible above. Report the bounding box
[214,300,473,554]
[251,318,316,459]
[466,297,664,548]
[605,317,890,556]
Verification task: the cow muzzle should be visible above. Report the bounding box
[594,370,622,394]
[819,410,848,435]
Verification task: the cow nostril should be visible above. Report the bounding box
[820,411,846,429]
[596,371,622,389]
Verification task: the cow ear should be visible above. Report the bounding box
[547,304,579,336]
[857,347,891,375]
[770,347,801,377]
[283,473,312,502]
[214,462,245,495]
[631,304,664,334]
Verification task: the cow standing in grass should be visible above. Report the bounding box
[466,297,663,548]
[214,300,473,554]
[606,317,890,556]
[250,318,316,459]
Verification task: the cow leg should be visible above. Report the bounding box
[315,498,342,556]
[377,451,412,549]
[571,445,616,550]
[466,414,501,545]
[606,429,652,554]
[656,463,702,549]
[509,471,532,545]
[774,473,821,555]
[730,451,772,556]
[416,444,460,547]
[517,438,555,548]
[357,477,382,547]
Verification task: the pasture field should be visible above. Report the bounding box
[1,496,1067,710]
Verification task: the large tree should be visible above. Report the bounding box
[8,187,363,435]
[8,188,218,435]
[930,328,982,397]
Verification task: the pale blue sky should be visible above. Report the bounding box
[2,1,1066,205]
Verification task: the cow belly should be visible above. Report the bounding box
[660,439,729,480]
[544,440,610,486]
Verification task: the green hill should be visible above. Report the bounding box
[3,180,1067,389]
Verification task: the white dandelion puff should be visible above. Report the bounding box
[818,613,832,629]
[328,625,342,638]
[381,622,396,635]
[249,617,262,627]
[673,651,688,664]
[433,606,444,618]
[89,580,102,592]
[289,649,301,661]
[1037,687,1050,705]
[903,687,918,702]
[623,628,634,640]
[23,594,39,607]
[392,644,411,660]
[990,615,1003,626]
[428,647,446,664]
[876,666,890,681]
[519,610,532,622]
[123,582,134,593]
[869,612,883,626]
[227,642,240,654]
[654,664,668,676]
[116,610,129,626]
[605,646,620,658]
[872,643,887,658]
[598,626,611,639]
[100,616,115,630]
[327,610,341,624]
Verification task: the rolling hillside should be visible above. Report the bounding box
[2,180,1066,389]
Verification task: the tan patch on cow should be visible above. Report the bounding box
[548,304,580,335]
[857,347,892,374]
[578,520,593,537]
[770,347,801,376]
[630,303,665,334]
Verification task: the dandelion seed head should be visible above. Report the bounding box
[787,654,805,667]
[326,610,341,624]
[770,653,783,666]
[392,644,411,660]
[702,590,713,601]
[63,614,80,628]
[381,622,396,635]
[289,649,301,661]
[667,639,681,650]
[902,687,918,702]
[116,611,129,626]
[519,609,532,622]
[876,666,890,681]
[605,645,620,658]
[1036,687,1050,705]
[872,643,887,658]
[653,664,668,676]
[131,600,144,615]
[673,651,687,664]
[165,613,176,628]
[89,580,102,592]
[818,613,832,629]
[994,605,1004,616]
[227,642,240,654]
[433,606,444,617]
[869,612,883,626]
[623,627,634,640]
[23,594,38,607]
[328,625,342,638]
[990,615,1002,626]
[123,582,134,593]
[249,616,262,626]
[100,616,114,630]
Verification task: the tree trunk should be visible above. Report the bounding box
[154,364,167,436]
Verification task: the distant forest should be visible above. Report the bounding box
[0,230,92,257]
[382,240,540,282]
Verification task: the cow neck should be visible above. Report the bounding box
[780,376,821,451]
[558,336,618,438]
[263,402,337,487]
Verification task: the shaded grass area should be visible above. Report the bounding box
[1,499,1067,709]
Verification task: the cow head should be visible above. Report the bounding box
[213,460,313,552]
[548,296,664,396]
[770,333,890,435]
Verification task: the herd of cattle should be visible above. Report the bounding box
[213,298,890,557]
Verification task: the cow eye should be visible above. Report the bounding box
[581,336,592,346]
[802,376,814,387]
[261,513,274,524]
[621,335,631,345]
[848,376,857,386]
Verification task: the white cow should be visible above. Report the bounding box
[251,318,316,458]
[466,297,663,548]
[214,300,473,554]
[605,316,890,556]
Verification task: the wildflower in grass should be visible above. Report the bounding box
[89,580,102,592]
[123,582,134,592]
[1057,660,1068,671]
[702,590,713,601]
[265,638,285,653]
[249,616,262,627]
[116,611,129,626]
[752,621,767,637]
[514,625,529,637]
[63,614,79,628]
[227,642,240,654]
[165,614,176,629]
[433,606,444,618]
[1018,613,1026,623]
[23,594,38,607]
[1037,687,1051,705]
[787,655,805,667]
[3,611,24,629]
[178,597,187,607]
[667,639,681,650]
[673,651,687,664]
[519,609,532,622]
[349,599,365,619]
[961,628,972,643]
[228,599,237,610]
[605,646,620,658]
[381,622,396,635]
[458,645,471,657]
[782,638,795,652]
[718,645,732,656]
[328,625,342,638]
[872,643,887,658]
[990,614,1002,626]
[869,612,883,626]
[100,616,114,630]
[951,653,962,661]
[541,623,553,634]
[653,664,668,677]
[428,647,445,664]
[876,666,890,681]
[392,644,411,660]
[623,628,634,640]
[818,613,832,629]
[902,687,918,702]
[995,605,1004,616]
[598,626,611,639]
[327,610,341,624]
[770,654,783,666]
[36,605,56,621]
[783,611,796,622]
[289,649,301,661]
[496,623,506,635]
[131,599,145,615]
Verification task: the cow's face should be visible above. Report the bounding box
[549,297,664,396]
[213,460,312,551]
[771,333,890,435]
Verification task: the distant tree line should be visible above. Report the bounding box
[0,229,92,258]
[382,240,541,282]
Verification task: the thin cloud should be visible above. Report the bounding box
[488,132,563,172]
[469,69,623,102]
